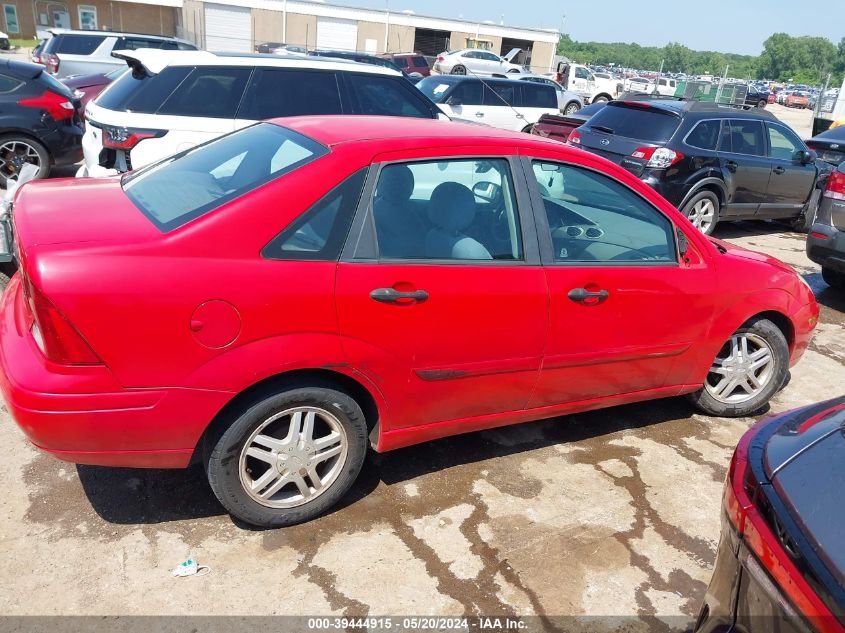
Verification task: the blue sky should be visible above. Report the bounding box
[342,0,842,56]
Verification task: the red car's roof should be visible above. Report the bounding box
[271,115,566,151]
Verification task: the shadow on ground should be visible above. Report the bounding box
[77,396,701,526]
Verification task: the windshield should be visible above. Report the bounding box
[123,123,328,231]
[585,103,681,144]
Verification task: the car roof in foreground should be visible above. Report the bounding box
[111,49,402,76]
[272,115,567,151]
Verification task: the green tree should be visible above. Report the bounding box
[663,42,692,73]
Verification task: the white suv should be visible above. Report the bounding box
[37,29,196,79]
[417,75,559,132]
[79,49,445,175]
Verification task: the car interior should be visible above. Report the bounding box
[373,159,522,261]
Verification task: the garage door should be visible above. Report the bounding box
[316,17,357,52]
[205,3,252,53]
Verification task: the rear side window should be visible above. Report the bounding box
[48,34,106,55]
[485,83,516,107]
[721,119,766,156]
[586,104,681,144]
[115,37,169,50]
[413,56,427,67]
[123,123,328,232]
[521,84,556,109]
[239,69,343,120]
[345,74,433,118]
[157,67,251,118]
[685,120,721,151]
[95,66,192,113]
[264,168,367,260]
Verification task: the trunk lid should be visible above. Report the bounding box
[761,398,845,614]
[13,177,161,252]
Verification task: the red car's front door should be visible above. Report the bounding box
[523,157,718,408]
[335,154,548,431]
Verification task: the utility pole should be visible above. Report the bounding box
[384,0,390,54]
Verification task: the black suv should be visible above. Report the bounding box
[571,100,825,234]
[0,58,83,188]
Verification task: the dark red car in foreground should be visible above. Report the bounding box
[61,67,124,114]
[0,117,818,527]
[696,398,845,633]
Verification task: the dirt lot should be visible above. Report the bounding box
[0,53,840,627]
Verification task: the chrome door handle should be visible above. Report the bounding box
[475,112,485,117]
[370,288,429,304]
[772,165,785,175]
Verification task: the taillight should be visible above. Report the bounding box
[101,125,165,150]
[631,146,683,168]
[725,426,845,633]
[568,130,582,146]
[823,170,845,201]
[25,282,101,365]
[45,53,60,74]
[436,55,444,62]
[17,90,76,121]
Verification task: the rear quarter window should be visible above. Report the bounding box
[123,123,328,232]
[49,34,107,55]
[586,104,681,144]
[0,73,23,93]
[345,74,434,118]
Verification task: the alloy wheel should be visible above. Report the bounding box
[0,140,40,179]
[451,65,466,75]
[704,333,775,404]
[238,406,348,508]
[687,198,716,233]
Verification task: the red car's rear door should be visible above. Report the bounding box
[335,151,548,432]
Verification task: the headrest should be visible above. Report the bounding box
[428,182,476,232]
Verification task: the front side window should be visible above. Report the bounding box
[532,161,675,264]
[157,67,251,118]
[767,123,805,161]
[446,80,483,105]
[721,119,766,157]
[346,74,433,118]
[574,67,589,79]
[486,83,515,106]
[372,158,522,261]
[123,123,327,232]
[239,69,342,120]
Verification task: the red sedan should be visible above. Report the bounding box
[0,117,818,527]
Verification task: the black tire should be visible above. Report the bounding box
[680,190,720,236]
[822,267,845,289]
[790,186,821,233]
[563,101,581,115]
[0,134,50,189]
[206,386,368,528]
[450,65,466,75]
[592,95,609,103]
[757,100,767,108]
[688,317,789,417]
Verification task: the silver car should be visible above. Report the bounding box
[516,75,583,114]
[434,48,525,76]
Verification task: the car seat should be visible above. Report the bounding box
[425,182,492,260]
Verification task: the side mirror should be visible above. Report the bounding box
[800,150,817,165]
[676,226,689,257]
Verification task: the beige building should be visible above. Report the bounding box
[179,0,560,73]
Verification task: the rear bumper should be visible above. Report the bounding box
[807,223,845,273]
[0,277,232,468]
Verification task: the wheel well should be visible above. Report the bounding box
[191,368,380,466]
[564,100,580,111]
[694,183,726,208]
[594,93,612,101]
[744,311,794,349]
